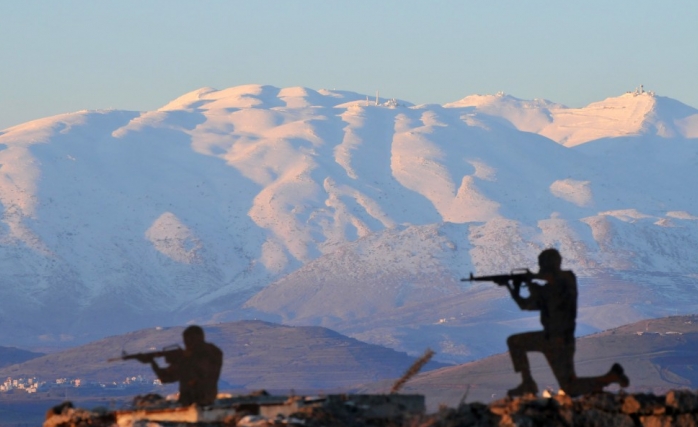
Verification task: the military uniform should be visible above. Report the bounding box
[506,250,628,396]
[153,341,223,406]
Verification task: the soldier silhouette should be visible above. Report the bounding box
[138,325,223,406]
[501,248,629,397]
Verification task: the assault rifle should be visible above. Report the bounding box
[108,345,183,363]
[460,268,535,285]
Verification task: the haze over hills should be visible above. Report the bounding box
[0,84,697,362]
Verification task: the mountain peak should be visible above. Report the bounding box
[441,87,698,146]
[445,92,561,109]
[544,89,698,145]
[443,93,562,133]
[158,85,372,113]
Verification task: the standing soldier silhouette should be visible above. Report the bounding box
[502,248,629,397]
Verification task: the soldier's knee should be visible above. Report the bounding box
[507,334,521,349]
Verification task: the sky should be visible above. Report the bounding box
[1,1,697,130]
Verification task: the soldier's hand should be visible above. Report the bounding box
[505,279,522,297]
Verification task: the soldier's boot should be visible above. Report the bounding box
[507,379,538,398]
[590,363,630,393]
[607,363,629,388]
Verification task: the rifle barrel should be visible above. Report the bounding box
[107,346,182,363]
[460,269,533,284]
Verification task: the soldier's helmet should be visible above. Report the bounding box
[538,248,562,272]
[183,325,205,348]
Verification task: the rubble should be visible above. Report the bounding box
[422,392,691,427]
[44,393,424,427]
[43,390,698,426]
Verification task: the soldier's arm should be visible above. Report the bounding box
[508,280,540,311]
[202,345,224,382]
[152,361,179,384]
[558,271,578,323]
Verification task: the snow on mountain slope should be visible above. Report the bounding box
[447,89,698,147]
[542,92,659,146]
[443,93,562,133]
[0,85,697,361]
[247,210,698,362]
[247,223,470,324]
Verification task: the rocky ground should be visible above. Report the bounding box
[43,389,698,426]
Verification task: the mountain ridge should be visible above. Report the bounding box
[443,90,698,146]
[0,85,696,364]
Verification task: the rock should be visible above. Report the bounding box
[667,390,698,413]
[676,413,698,427]
[237,414,271,427]
[622,393,666,415]
[640,415,674,427]
[573,408,635,427]
[578,392,624,413]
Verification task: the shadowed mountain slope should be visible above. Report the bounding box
[0,346,44,369]
[359,315,698,409]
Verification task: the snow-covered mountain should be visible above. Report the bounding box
[1,85,697,362]
[445,88,698,146]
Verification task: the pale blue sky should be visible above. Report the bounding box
[1,1,697,130]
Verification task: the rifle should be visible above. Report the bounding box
[108,345,183,363]
[460,268,534,285]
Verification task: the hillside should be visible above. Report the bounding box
[0,321,445,391]
[359,315,698,409]
[0,346,44,369]
[0,84,696,363]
